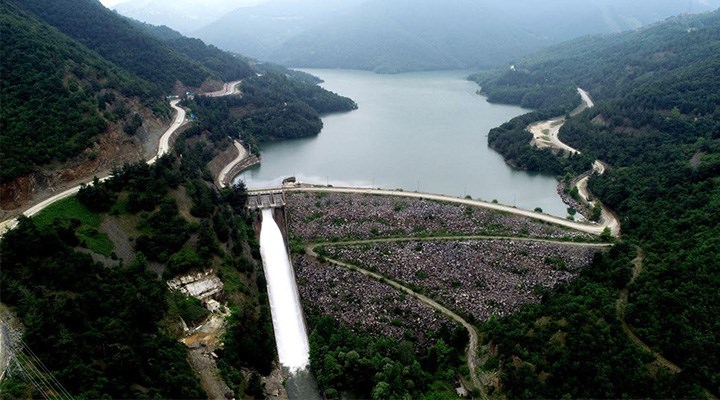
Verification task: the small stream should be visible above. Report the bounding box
[259,209,320,399]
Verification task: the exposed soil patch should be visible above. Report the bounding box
[101,218,135,263]
[1,108,170,216]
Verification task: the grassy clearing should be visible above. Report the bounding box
[34,196,100,227]
[33,196,114,256]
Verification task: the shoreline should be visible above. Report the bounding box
[523,88,621,236]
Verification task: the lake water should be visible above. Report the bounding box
[236,69,567,216]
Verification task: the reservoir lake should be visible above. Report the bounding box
[236,69,568,216]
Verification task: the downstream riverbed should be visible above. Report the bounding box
[236,69,568,216]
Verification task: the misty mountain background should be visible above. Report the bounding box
[105,0,720,72]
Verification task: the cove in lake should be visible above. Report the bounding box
[236,69,568,216]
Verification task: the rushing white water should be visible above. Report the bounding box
[259,209,310,372]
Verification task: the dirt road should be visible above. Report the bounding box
[528,87,594,155]
[305,243,487,399]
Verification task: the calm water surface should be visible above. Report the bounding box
[236,69,567,216]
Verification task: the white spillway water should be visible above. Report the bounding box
[259,209,310,372]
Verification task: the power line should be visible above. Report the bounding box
[1,325,73,400]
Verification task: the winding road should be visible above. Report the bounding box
[206,80,243,97]
[1,81,241,238]
[305,242,486,398]
[529,88,593,155]
[284,186,619,237]
[306,237,609,398]
[147,99,186,165]
[217,140,248,189]
[0,99,186,237]
[525,88,621,236]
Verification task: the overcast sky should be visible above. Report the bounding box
[99,0,125,6]
[98,0,265,8]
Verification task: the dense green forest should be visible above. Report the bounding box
[0,0,258,182]
[9,0,254,92]
[0,0,156,181]
[473,9,720,397]
[470,10,720,110]
[308,313,468,399]
[0,132,274,398]
[183,73,357,144]
[482,243,705,398]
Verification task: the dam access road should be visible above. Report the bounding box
[272,186,620,237]
[0,81,244,238]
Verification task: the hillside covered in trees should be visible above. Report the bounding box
[0,0,253,186]
[183,73,357,146]
[0,0,341,204]
[0,126,274,398]
[472,9,720,397]
[187,0,720,74]
[0,0,157,181]
[10,0,255,92]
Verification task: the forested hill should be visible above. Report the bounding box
[0,0,156,181]
[470,10,720,397]
[127,19,254,82]
[470,10,720,110]
[0,0,256,186]
[9,0,254,92]
[186,0,719,74]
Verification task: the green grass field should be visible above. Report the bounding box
[34,196,115,256]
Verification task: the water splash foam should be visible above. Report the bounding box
[259,209,310,372]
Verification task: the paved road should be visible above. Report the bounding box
[0,100,187,237]
[147,99,186,165]
[0,80,240,238]
[284,186,618,237]
[205,80,242,97]
[217,141,248,188]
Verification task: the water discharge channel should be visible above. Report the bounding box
[259,209,320,399]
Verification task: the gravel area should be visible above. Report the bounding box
[294,255,457,350]
[287,192,593,242]
[322,239,600,323]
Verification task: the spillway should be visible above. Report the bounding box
[259,209,320,399]
[260,208,309,371]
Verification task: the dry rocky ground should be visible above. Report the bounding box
[322,239,600,323]
[286,192,593,243]
[294,254,458,349]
